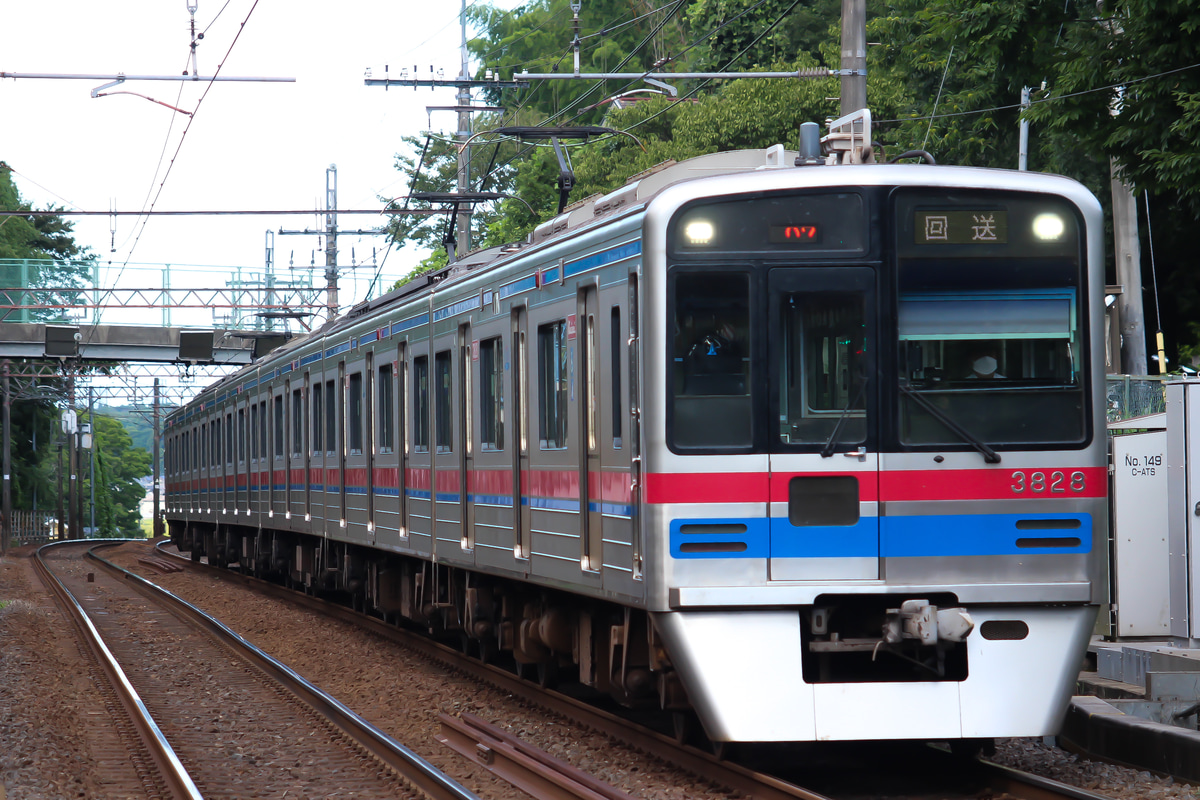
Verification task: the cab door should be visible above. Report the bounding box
[767,267,879,581]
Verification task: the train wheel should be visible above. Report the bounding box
[535,661,558,689]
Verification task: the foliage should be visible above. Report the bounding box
[683,0,842,70]
[82,414,152,537]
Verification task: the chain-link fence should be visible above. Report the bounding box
[1106,376,1169,423]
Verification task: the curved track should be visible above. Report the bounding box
[35,540,478,800]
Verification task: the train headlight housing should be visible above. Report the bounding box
[684,220,715,245]
[1032,212,1065,241]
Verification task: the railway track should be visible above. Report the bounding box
[149,540,1115,800]
[34,540,478,800]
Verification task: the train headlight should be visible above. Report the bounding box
[1032,213,1065,241]
[684,220,715,245]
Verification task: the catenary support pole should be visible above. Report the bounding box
[2,361,11,556]
[154,378,163,539]
[840,0,867,116]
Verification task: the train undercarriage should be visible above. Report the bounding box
[168,520,688,715]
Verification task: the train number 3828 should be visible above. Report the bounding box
[1011,470,1087,493]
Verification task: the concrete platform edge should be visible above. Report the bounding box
[1059,696,1200,783]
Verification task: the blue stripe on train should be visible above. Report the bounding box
[670,513,1092,559]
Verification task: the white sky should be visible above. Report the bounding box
[1,0,524,334]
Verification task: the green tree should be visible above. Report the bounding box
[84,415,152,537]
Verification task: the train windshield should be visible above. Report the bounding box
[894,191,1088,448]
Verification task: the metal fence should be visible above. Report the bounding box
[1106,376,1169,423]
[3,510,55,547]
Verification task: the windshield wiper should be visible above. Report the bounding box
[898,383,1001,464]
[821,372,869,458]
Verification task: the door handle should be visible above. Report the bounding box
[843,446,867,461]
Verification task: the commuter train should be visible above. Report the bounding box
[165,111,1106,744]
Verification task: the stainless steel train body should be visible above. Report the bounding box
[165,145,1106,744]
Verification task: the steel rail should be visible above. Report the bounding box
[33,541,204,800]
[438,712,639,800]
[156,541,834,800]
[93,543,480,800]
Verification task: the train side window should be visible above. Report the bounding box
[669,272,752,450]
[378,363,394,453]
[480,337,504,451]
[538,320,568,449]
[274,394,285,458]
[413,356,430,453]
[349,372,364,455]
[324,379,336,454]
[291,388,304,456]
[435,350,453,453]
[226,413,234,465]
[313,382,324,454]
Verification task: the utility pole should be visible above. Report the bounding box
[88,387,95,537]
[455,0,473,257]
[2,361,11,557]
[153,378,163,539]
[325,164,339,316]
[278,164,385,321]
[840,0,867,116]
[1112,162,1148,374]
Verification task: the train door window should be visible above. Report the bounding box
[480,337,504,451]
[313,382,324,453]
[517,324,528,453]
[259,401,268,460]
[250,404,259,460]
[668,272,752,450]
[777,291,869,446]
[435,350,453,453]
[226,413,234,465]
[413,355,429,452]
[242,407,250,463]
[324,379,336,454]
[538,320,569,449]
[291,389,304,456]
[611,306,622,449]
[274,395,285,457]
[585,312,598,452]
[349,371,364,455]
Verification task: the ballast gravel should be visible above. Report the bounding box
[2,541,1198,800]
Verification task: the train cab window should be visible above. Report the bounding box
[669,272,752,450]
[480,337,504,451]
[349,372,364,455]
[378,364,394,453]
[895,192,1087,448]
[413,356,430,452]
[435,350,453,453]
[538,320,569,449]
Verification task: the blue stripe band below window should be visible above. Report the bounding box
[669,513,1092,559]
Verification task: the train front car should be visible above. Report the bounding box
[642,164,1105,743]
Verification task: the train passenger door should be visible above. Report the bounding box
[458,324,474,550]
[767,267,879,581]
[512,308,531,563]
[578,287,603,572]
